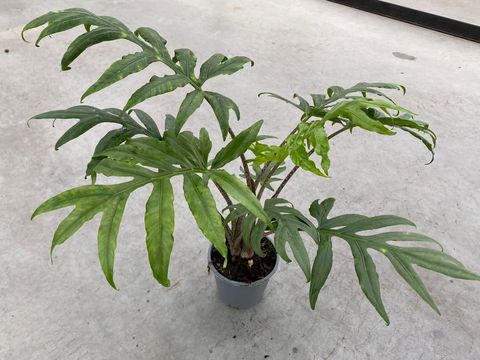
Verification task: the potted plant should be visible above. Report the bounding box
[23,8,479,323]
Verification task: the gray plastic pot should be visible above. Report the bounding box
[208,244,279,309]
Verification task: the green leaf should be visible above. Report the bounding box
[309,237,333,309]
[325,82,405,105]
[183,173,227,258]
[98,193,128,289]
[311,94,326,108]
[293,94,311,113]
[309,198,335,226]
[311,125,330,175]
[30,106,134,150]
[400,247,480,280]
[22,11,56,41]
[31,9,100,46]
[173,48,197,79]
[95,158,160,179]
[332,106,395,136]
[82,52,157,100]
[240,214,256,250]
[250,221,267,257]
[348,240,390,324]
[124,74,189,110]
[199,53,253,84]
[134,27,170,61]
[208,169,271,227]
[384,249,440,314]
[289,144,326,177]
[368,231,443,249]
[204,91,240,140]
[168,132,208,168]
[198,128,212,163]
[223,203,248,225]
[61,27,128,70]
[25,9,129,48]
[145,179,175,287]
[310,198,480,322]
[32,178,139,242]
[32,184,116,219]
[47,199,103,252]
[250,142,288,166]
[322,214,367,228]
[164,114,176,133]
[211,120,263,168]
[400,127,435,164]
[130,109,161,139]
[258,92,305,111]
[275,219,311,280]
[175,90,204,134]
[341,215,415,233]
[100,144,168,170]
[86,127,141,178]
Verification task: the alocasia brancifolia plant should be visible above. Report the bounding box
[24,8,479,324]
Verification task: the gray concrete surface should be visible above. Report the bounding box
[1,0,480,359]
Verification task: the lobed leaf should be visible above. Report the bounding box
[199,54,253,84]
[173,48,197,79]
[309,198,335,226]
[134,27,170,61]
[309,198,480,323]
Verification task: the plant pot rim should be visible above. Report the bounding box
[207,241,279,288]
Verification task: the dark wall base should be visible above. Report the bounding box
[327,0,480,43]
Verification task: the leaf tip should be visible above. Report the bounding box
[106,276,118,290]
[425,153,435,165]
[21,29,30,43]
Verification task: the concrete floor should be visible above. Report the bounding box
[1,0,480,359]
